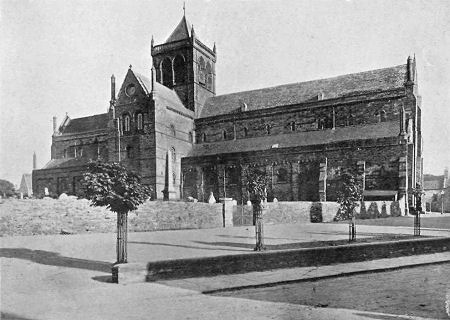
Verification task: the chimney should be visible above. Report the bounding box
[33,152,37,170]
[53,116,57,133]
[111,74,116,102]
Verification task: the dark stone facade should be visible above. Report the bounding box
[33,14,423,211]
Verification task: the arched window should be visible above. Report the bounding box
[63,149,67,158]
[170,124,176,137]
[243,127,248,137]
[171,146,176,162]
[198,56,206,85]
[173,55,186,85]
[136,113,143,130]
[206,62,212,90]
[290,121,296,131]
[202,132,207,142]
[277,168,289,183]
[172,172,177,185]
[380,110,387,122]
[318,118,325,130]
[123,115,131,132]
[222,130,227,140]
[162,57,173,87]
[188,131,193,143]
[265,124,271,135]
[126,146,132,158]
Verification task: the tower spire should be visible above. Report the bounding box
[183,1,186,16]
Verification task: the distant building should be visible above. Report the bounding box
[33,14,423,212]
[424,168,449,212]
[18,174,32,198]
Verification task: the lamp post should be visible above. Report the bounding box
[441,190,445,215]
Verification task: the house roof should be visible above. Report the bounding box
[18,173,32,194]
[187,121,399,158]
[423,175,445,190]
[166,15,192,43]
[61,113,109,134]
[200,64,407,118]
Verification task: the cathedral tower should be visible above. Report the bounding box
[151,14,216,118]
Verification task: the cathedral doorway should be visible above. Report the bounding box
[298,162,320,201]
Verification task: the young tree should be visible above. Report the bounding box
[79,161,152,263]
[246,169,268,251]
[336,171,362,241]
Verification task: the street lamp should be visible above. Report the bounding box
[441,190,445,215]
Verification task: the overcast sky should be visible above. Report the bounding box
[1,0,449,186]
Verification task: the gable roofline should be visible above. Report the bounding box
[200,63,408,118]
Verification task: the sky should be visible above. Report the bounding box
[1,0,449,186]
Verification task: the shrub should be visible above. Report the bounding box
[390,201,402,217]
[367,202,380,218]
[310,202,323,223]
[380,202,389,218]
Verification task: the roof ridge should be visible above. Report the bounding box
[213,64,407,99]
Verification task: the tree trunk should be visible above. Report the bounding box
[252,200,265,251]
[117,212,128,263]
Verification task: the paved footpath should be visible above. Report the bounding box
[2,222,449,320]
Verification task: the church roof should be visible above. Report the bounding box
[61,113,109,134]
[166,15,192,43]
[41,157,90,170]
[187,121,399,158]
[154,82,195,118]
[200,64,408,118]
[133,70,151,95]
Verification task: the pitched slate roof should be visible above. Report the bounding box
[133,71,151,95]
[200,64,408,118]
[166,16,192,43]
[61,113,108,134]
[187,121,399,158]
[42,157,90,170]
[154,82,195,118]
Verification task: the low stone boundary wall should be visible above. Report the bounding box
[142,237,450,281]
[1,198,223,236]
[232,200,404,226]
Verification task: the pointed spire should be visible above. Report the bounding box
[110,74,116,102]
[407,56,413,82]
[33,151,37,170]
[151,35,154,48]
[183,1,186,16]
[151,65,157,94]
[129,64,132,69]
[191,24,195,39]
[213,42,216,54]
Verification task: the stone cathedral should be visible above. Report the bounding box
[32,14,423,212]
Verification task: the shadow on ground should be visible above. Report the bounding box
[194,234,419,250]
[128,241,248,252]
[1,312,37,320]
[0,248,112,273]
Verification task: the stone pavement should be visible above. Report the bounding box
[2,222,450,320]
[159,252,450,294]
